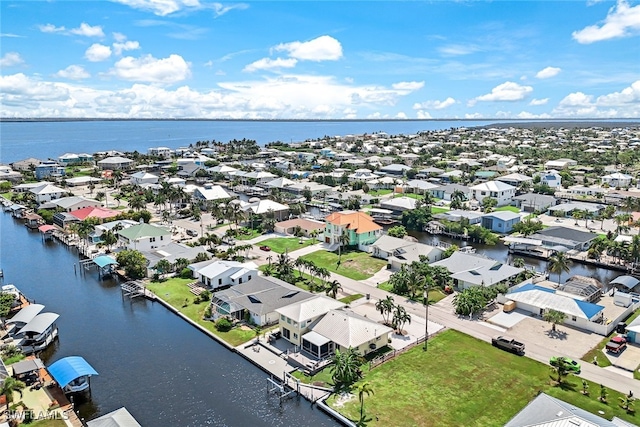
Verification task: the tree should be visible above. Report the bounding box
[0,293,16,318]
[330,347,363,392]
[387,225,407,238]
[115,249,148,279]
[310,229,319,244]
[337,228,350,266]
[449,190,467,210]
[401,204,432,231]
[154,259,173,275]
[101,229,118,251]
[481,197,498,213]
[128,193,147,211]
[512,258,526,268]
[392,305,411,335]
[543,309,566,332]
[325,279,343,299]
[1,377,25,409]
[600,384,609,402]
[375,296,395,326]
[619,391,636,412]
[355,382,374,427]
[547,251,571,284]
[550,357,572,384]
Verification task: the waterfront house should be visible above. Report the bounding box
[480,211,521,233]
[0,165,23,183]
[528,226,598,251]
[191,260,259,290]
[434,209,483,225]
[49,196,103,212]
[90,219,139,244]
[118,223,171,251]
[211,276,314,326]
[52,212,81,229]
[97,156,134,171]
[58,153,94,165]
[10,157,42,172]
[87,407,142,427]
[430,183,471,201]
[242,199,289,221]
[370,235,444,267]
[470,181,516,207]
[379,197,417,214]
[302,309,393,359]
[69,206,121,223]
[601,172,633,188]
[275,295,346,346]
[130,171,159,186]
[192,184,233,204]
[147,146,173,158]
[324,210,383,247]
[35,161,65,181]
[274,218,325,237]
[30,184,67,204]
[431,252,523,290]
[511,193,557,213]
[141,242,209,275]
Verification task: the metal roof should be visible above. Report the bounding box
[93,255,118,269]
[17,312,59,335]
[610,275,640,290]
[48,356,98,388]
[87,407,141,427]
[7,304,45,325]
[11,358,45,376]
[302,330,332,347]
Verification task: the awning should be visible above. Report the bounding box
[38,225,56,233]
[48,356,98,388]
[11,358,45,376]
[93,255,118,269]
[18,313,59,335]
[302,331,331,347]
[503,236,543,246]
[7,304,45,325]
[610,275,640,290]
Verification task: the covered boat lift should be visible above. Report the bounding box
[48,356,99,394]
[17,312,59,354]
[6,303,45,334]
[92,255,118,278]
[38,224,57,241]
[87,407,141,427]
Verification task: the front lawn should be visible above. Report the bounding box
[431,206,449,214]
[257,237,316,254]
[339,293,364,305]
[147,278,255,347]
[494,205,521,213]
[330,330,638,427]
[368,189,392,196]
[234,228,263,240]
[377,281,447,303]
[300,250,387,280]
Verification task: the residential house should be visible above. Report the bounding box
[470,180,516,207]
[147,147,173,158]
[69,206,121,223]
[370,235,444,268]
[431,252,523,290]
[538,170,562,188]
[48,196,103,212]
[601,172,633,188]
[348,169,379,182]
[35,162,65,181]
[0,165,23,183]
[565,185,607,198]
[130,172,160,186]
[511,193,557,213]
[379,197,417,214]
[242,199,289,221]
[496,173,533,189]
[430,183,471,201]
[192,184,232,204]
[30,184,67,204]
[529,226,598,251]
[433,209,483,225]
[97,156,134,171]
[405,180,440,195]
[211,276,315,326]
[117,223,171,251]
[10,158,42,172]
[58,153,93,165]
[380,164,412,176]
[544,158,577,169]
[142,242,209,275]
[191,260,258,289]
[547,201,605,218]
[275,295,346,345]
[274,218,325,237]
[324,211,383,247]
[480,211,521,233]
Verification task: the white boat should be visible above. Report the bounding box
[64,376,90,393]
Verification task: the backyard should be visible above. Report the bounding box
[257,237,317,254]
[146,278,255,346]
[330,330,638,427]
[299,250,387,280]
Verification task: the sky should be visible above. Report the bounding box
[1,0,639,120]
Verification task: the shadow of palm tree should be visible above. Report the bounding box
[545,329,568,340]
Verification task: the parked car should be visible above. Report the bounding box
[491,336,525,355]
[549,356,581,373]
[605,335,627,354]
[186,229,198,237]
[260,245,271,252]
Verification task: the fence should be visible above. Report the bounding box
[369,335,426,370]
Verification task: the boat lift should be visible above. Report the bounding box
[266,373,299,405]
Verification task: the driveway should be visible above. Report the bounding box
[606,342,640,372]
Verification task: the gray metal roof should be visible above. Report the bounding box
[11,358,45,376]
[610,275,640,290]
[87,407,141,427]
[7,304,45,325]
[17,313,59,335]
[310,309,393,349]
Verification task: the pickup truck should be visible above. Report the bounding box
[492,336,525,355]
[605,335,627,354]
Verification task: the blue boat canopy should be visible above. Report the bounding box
[93,255,118,269]
[48,356,98,388]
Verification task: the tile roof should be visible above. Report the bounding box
[325,211,382,234]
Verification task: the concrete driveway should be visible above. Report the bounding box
[605,342,640,372]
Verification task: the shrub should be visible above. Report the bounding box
[180,268,193,279]
[204,305,212,319]
[215,317,232,332]
[199,290,211,302]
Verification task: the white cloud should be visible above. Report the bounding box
[1,33,25,38]
[596,79,640,105]
[395,112,408,119]
[535,66,561,79]
[413,97,456,110]
[243,57,298,72]
[0,73,70,102]
[529,98,549,106]
[391,81,424,91]
[39,24,66,33]
[416,110,433,119]
[110,54,191,84]
[113,32,127,42]
[464,113,485,119]
[0,52,25,67]
[113,40,141,55]
[474,81,533,103]
[559,92,593,106]
[70,23,105,37]
[85,44,112,62]
[274,35,343,61]
[114,0,248,17]
[438,44,480,56]
[55,65,90,80]
[572,0,640,44]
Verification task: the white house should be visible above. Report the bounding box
[538,171,562,188]
[469,180,516,207]
[601,172,633,188]
[117,223,171,251]
[130,172,160,186]
[192,184,232,203]
[147,147,173,158]
[275,295,346,346]
[431,252,523,290]
[192,260,258,290]
[49,196,103,212]
[30,184,67,204]
[544,158,577,169]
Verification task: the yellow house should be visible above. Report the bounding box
[275,295,346,346]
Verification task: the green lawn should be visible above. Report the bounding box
[431,206,449,214]
[146,278,255,346]
[368,189,392,196]
[377,281,447,303]
[330,330,638,427]
[339,293,364,304]
[300,250,387,280]
[395,193,423,199]
[494,205,521,213]
[257,265,323,292]
[257,237,316,254]
[29,419,67,427]
[235,228,263,240]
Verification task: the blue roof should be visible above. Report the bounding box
[93,255,118,269]
[575,299,605,319]
[510,283,555,294]
[48,356,98,388]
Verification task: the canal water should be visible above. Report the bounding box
[0,213,338,426]
[409,231,622,288]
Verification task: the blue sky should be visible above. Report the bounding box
[1,0,639,119]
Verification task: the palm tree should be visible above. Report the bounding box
[337,228,350,267]
[128,194,147,211]
[356,382,375,427]
[547,251,571,285]
[375,296,395,326]
[330,347,362,392]
[155,259,173,275]
[512,258,526,268]
[392,305,411,335]
[225,201,245,230]
[543,309,566,331]
[550,357,571,384]
[310,229,319,244]
[1,377,25,410]
[325,279,342,299]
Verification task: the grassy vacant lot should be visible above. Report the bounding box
[300,250,387,280]
[257,237,316,254]
[368,189,393,196]
[330,330,638,427]
[146,278,255,347]
[377,282,448,303]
